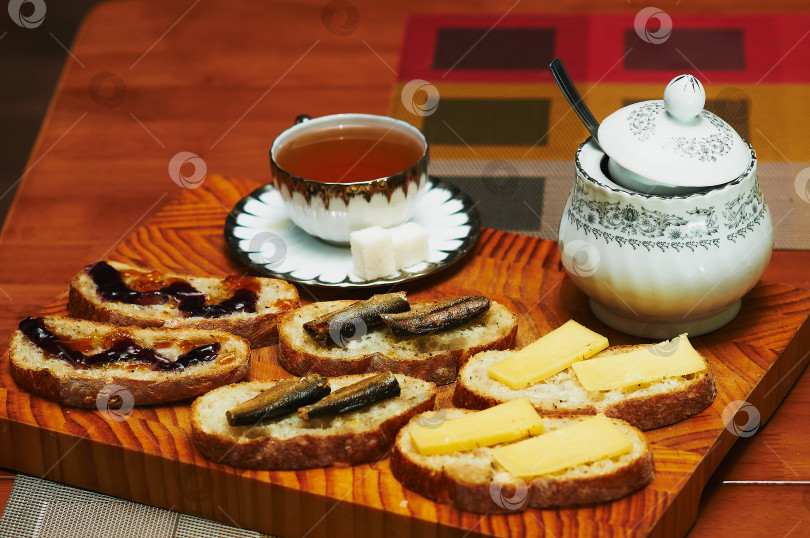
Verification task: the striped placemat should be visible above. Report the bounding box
[0,474,272,538]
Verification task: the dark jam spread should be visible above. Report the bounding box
[86,261,258,318]
[19,317,220,371]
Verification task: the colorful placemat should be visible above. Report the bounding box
[390,13,810,248]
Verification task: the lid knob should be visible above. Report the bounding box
[663,74,705,123]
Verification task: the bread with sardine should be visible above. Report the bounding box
[453,321,716,430]
[191,372,437,469]
[68,261,300,348]
[276,293,519,385]
[390,403,654,513]
[9,316,251,408]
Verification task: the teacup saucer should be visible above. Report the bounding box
[224,178,481,288]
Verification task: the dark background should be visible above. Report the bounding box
[0,0,101,228]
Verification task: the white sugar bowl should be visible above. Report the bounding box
[558,75,773,338]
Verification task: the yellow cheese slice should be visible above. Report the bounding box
[492,414,633,478]
[486,320,609,389]
[571,334,707,391]
[409,398,544,456]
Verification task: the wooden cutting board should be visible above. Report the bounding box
[1,175,809,538]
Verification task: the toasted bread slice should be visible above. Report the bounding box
[390,410,654,513]
[453,345,716,431]
[277,300,518,385]
[9,316,251,408]
[191,374,437,470]
[68,261,300,348]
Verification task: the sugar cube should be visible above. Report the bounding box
[350,226,397,280]
[390,222,429,269]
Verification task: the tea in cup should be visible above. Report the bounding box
[270,114,429,243]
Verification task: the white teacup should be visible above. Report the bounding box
[270,113,429,244]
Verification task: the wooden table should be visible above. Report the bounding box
[2,1,810,535]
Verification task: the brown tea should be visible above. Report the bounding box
[275,124,424,183]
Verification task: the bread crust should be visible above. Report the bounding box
[9,318,251,408]
[277,301,519,385]
[390,447,473,507]
[526,448,654,509]
[452,346,717,431]
[452,383,595,417]
[390,413,655,513]
[69,286,284,348]
[191,377,437,470]
[601,370,716,430]
[67,262,300,348]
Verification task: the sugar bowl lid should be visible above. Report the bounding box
[597,74,751,189]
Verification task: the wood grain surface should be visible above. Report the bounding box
[2,1,810,536]
[0,471,13,516]
[1,175,808,537]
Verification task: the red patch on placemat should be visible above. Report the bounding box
[398,13,810,84]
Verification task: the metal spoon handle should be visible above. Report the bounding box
[548,58,601,143]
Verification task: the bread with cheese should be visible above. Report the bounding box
[277,299,519,385]
[68,261,300,348]
[390,410,654,513]
[453,344,716,430]
[191,374,436,469]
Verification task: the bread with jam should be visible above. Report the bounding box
[9,316,250,408]
[68,261,299,348]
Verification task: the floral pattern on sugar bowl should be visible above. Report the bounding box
[557,139,773,338]
[567,175,721,252]
[723,187,768,242]
[565,153,767,253]
[626,102,737,164]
